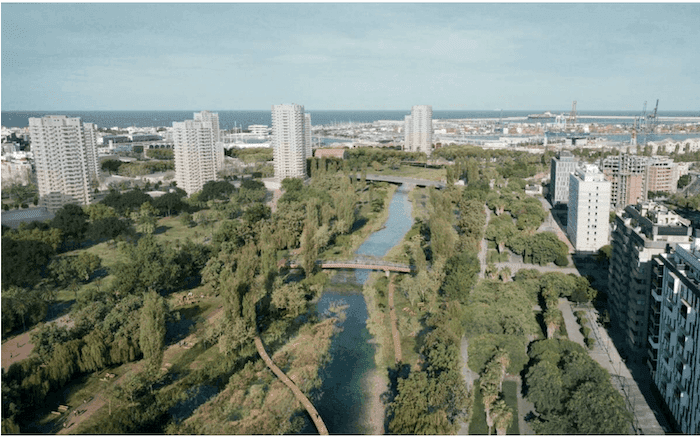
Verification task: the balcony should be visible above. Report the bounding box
[648,335,659,349]
[651,287,663,302]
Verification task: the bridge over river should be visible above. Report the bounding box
[287,257,414,273]
[354,173,446,189]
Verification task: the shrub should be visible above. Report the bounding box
[585,337,596,348]
[581,327,591,337]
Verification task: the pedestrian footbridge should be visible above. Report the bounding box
[287,256,414,273]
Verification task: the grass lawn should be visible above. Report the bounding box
[152,214,221,246]
[377,165,446,182]
[469,380,520,435]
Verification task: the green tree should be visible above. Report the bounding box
[441,251,480,302]
[492,398,513,435]
[139,291,167,372]
[52,203,89,240]
[132,202,158,234]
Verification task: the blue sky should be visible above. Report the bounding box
[2,3,699,111]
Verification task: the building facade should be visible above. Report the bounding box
[272,104,308,181]
[567,164,611,252]
[609,202,691,360]
[404,105,433,156]
[193,110,221,143]
[173,116,224,196]
[600,155,680,209]
[646,157,679,194]
[549,150,579,205]
[650,239,700,434]
[28,115,99,211]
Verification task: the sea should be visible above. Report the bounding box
[3,110,700,130]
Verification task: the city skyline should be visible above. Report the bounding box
[2,3,700,111]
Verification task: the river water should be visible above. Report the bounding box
[307,184,413,434]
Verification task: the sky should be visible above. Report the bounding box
[2,2,699,111]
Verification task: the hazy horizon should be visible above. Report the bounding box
[3,3,699,111]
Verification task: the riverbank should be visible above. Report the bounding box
[320,183,397,261]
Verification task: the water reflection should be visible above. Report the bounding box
[307,185,413,434]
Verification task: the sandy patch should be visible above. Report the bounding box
[364,368,389,435]
[1,331,34,371]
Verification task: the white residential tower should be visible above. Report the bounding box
[404,105,433,155]
[28,115,99,211]
[272,104,309,181]
[567,164,611,252]
[173,113,224,196]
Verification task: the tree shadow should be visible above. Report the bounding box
[153,225,171,235]
[165,305,202,346]
[381,363,412,433]
[350,217,368,233]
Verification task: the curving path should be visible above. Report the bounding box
[253,334,329,435]
[387,274,402,364]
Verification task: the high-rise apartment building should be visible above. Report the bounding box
[600,155,680,209]
[305,113,312,160]
[646,157,679,194]
[28,115,99,211]
[609,202,691,360]
[404,105,433,156]
[193,110,221,143]
[272,104,308,181]
[173,114,224,196]
[649,239,700,434]
[567,164,611,252]
[549,150,579,205]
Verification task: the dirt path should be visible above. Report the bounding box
[253,334,329,435]
[387,273,402,364]
[1,331,34,372]
[2,314,74,372]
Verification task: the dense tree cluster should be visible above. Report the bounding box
[524,339,633,434]
[389,324,472,434]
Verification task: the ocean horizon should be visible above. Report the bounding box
[3,109,699,130]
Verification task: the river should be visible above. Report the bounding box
[306,184,414,434]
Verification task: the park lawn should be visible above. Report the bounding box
[152,212,222,246]
[469,380,520,435]
[54,240,131,302]
[379,164,446,182]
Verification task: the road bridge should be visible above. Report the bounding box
[354,173,446,189]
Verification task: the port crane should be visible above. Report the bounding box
[567,101,577,127]
[647,99,659,143]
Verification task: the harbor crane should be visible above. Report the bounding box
[567,100,577,126]
[647,99,660,143]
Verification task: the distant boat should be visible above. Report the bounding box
[528,111,555,119]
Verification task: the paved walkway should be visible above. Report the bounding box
[478,205,491,279]
[253,335,329,435]
[558,299,666,435]
[458,337,474,434]
[507,375,535,435]
[493,261,578,275]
